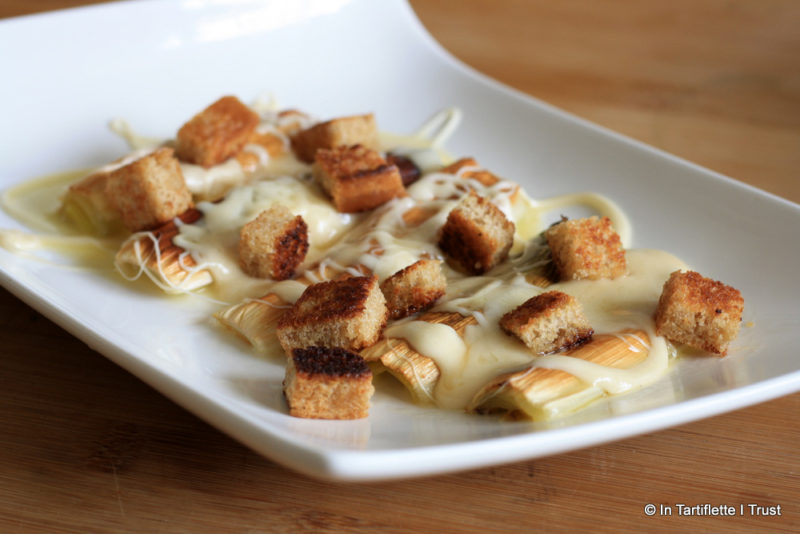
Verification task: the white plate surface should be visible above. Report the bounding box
[1,0,799,481]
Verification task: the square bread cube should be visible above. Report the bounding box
[312,144,404,213]
[105,147,193,232]
[380,259,447,320]
[499,290,594,354]
[276,275,388,353]
[238,204,309,280]
[545,216,626,280]
[654,270,744,355]
[284,346,374,419]
[438,190,515,274]
[291,113,380,163]
[175,95,260,167]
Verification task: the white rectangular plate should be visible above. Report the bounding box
[1,0,799,481]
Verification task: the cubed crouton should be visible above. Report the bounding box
[441,157,500,186]
[239,205,309,280]
[175,96,260,167]
[380,259,447,320]
[291,114,380,163]
[499,290,594,354]
[312,145,404,213]
[276,275,388,353]
[283,346,374,419]
[105,147,193,232]
[545,216,626,280]
[438,190,515,274]
[654,270,744,355]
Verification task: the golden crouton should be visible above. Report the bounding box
[105,147,193,232]
[175,95,260,167]
[380,259,447,320]
[441,157,500,186]
[291,114,380,163]
[438,190,515,274]
[312,145,404,213]
[238,205,309,281]
[276,275,388,353]
[654,270,744,355]
[545,216,626,280]
[499,290,594,354]
[283,346,374,419]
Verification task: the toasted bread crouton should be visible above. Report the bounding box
[284,346,374,419]
[545,216,626,280]
[291,114,380,163]
[654,270,744,355]
[276,275,388,353]
[312,145,404,213]
[105,147,193,232]
[438,190,515,275]
[175,96,260,167]
[380,259,447,320]
[441,157,500,186]
[238,205,309,280]
[499,290,594,354]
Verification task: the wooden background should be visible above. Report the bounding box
[1,1,798,532]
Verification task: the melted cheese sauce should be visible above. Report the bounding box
[417,249,687,408]
[0,105,689,418]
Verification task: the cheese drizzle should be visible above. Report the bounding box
[0,105,687,417]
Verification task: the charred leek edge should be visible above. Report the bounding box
[114,210,213,295]
[361,311,477,405]
[468,329,650,420]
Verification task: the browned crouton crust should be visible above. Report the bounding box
[380,259,447,320]
[499,290,594,354]
[291,113,380,163]
[438,190,515,275]
[545,216,626,280]
[276,275,388,353]
[175,96,260,167]
[312,145,404,213]
[283,346,374,419]
[238,205,309,280]
[105,147,193,232]
[654,270,744,355]
[441,157,500,186]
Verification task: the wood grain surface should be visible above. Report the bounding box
[1,1,798,532]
